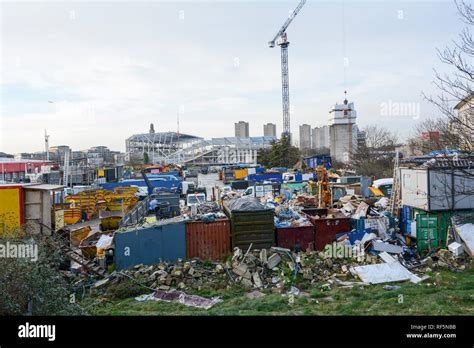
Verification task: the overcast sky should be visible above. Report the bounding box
[0,0,466,153]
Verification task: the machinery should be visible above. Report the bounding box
[315,166,331,208]
[268,0,306,138]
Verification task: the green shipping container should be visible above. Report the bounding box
[413,208,472,253]
[223,204,275,250]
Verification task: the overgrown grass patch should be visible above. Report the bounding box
[89,267,474,316]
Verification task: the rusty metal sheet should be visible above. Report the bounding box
[186,218,231,260]
[309,216,351,251]
[276,226,315,252]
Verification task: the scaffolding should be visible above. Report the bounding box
[125,131,276,165]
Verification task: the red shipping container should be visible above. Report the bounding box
[276,226,315,252]
[185,218,231,260]
[308,216,351,251]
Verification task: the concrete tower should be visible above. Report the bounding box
[328,94,358,163]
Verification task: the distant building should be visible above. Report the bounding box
[357,130,367,148]
[49,145,71,164]
[235,121,250,138]
[453,93,473,151]
[328,97,358,163]
[0,158,51,182]
[312,126,330,150]
[299,124,312,149]
[263,123,277,137]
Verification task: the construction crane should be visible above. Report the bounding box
[268,0,306,139]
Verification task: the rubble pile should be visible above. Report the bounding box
[274,206,312,228]
[95,246,384,295]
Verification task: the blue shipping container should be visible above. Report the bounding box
[114,221,186,270]
[99,178,181,192]
[304,155,332,170]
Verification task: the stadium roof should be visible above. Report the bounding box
[126,132,202,144]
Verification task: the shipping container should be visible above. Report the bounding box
[276,226,314,252]
[303,209,351,251]
[230,180,253,191]
[400,167,474,211]
[0,185,23,236]
[413,208,472,252]
[223,201,275,250]
[185,218,231,260]
[114,220,186,270]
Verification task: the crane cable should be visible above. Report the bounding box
[342,0,347,92]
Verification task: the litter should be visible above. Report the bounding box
[371,240,403,254]
[152,289,222,309]
[448,242,463,257]
[351,252,426,284]
[451,216,474,257]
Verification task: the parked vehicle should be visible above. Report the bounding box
[243,183,280,198]
[186,192,207,207]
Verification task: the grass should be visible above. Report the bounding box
[89,267,474,316]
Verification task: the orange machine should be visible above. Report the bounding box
[315,166,331,208]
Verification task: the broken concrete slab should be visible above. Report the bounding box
[252,272,263,288]
[267,253,281,269]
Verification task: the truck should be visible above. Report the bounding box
[243,183,281,198]
[282,172,315,182]
[186,190,207,207]
[246,171,315,184]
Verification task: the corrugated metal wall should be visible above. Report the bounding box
[114,221,186,270]
[186,218,231,260]
[224,206,275,250]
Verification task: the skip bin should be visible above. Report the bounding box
[276,226,315,252]
[114,220,186,270]
[304,210,351,251]
[223,198,275,250]
[186,218,231,260]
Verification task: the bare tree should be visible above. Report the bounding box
[409,117,465,153]
[350,125,398,178]
[423,0,473,152]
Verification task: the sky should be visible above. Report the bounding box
[0,0,467,153]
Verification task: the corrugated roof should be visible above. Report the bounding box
[24,184,65,191]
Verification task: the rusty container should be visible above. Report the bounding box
[276,226,315,252]
[303,210,351,251]
[186,218,231,260]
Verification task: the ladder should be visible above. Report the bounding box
[389,150,401,218]
[59,243,108,278]
[38,221,108,278]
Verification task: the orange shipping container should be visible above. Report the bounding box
[185,218,231,260]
